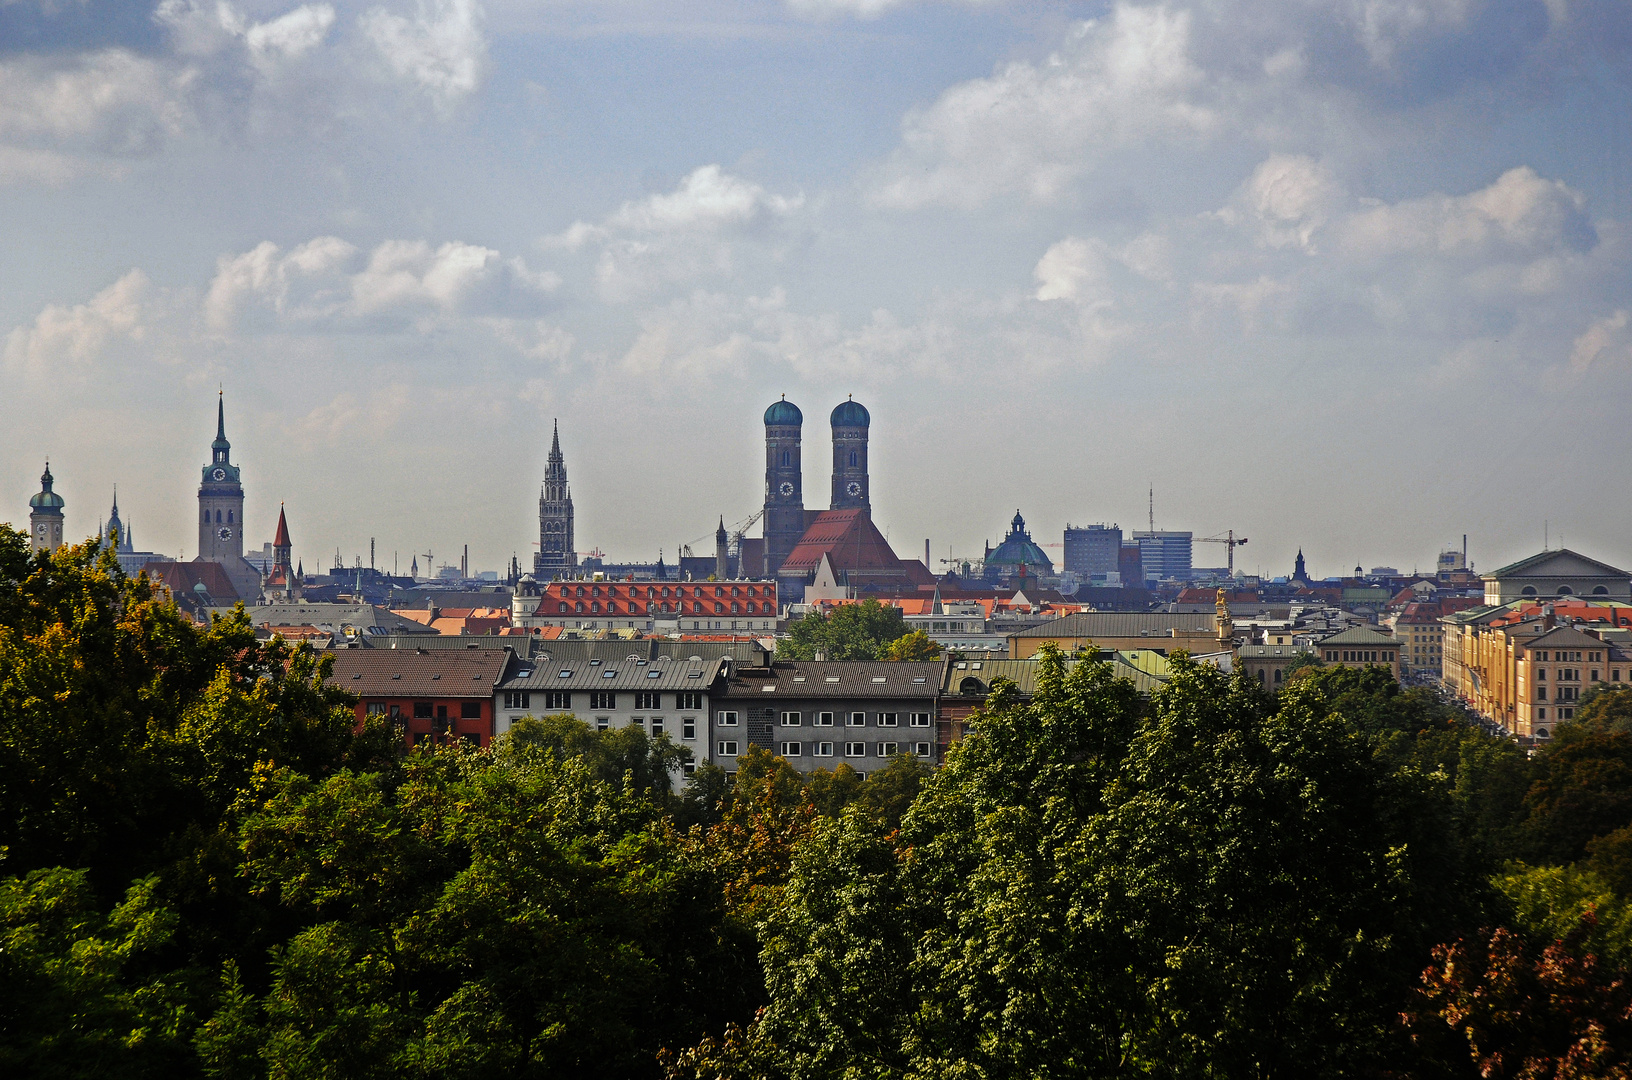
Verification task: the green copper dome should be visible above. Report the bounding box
[764,398,803,426]
[830,398,869,428]
[985,511,1053,575]
[29,463,65,512]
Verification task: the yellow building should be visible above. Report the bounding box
[1443,606,1632,739]
[1315,626,1403,679]
[1389,603,1447,677]
[1008,611,1224,659]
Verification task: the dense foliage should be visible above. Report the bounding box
[12,522,1632,1077]
[775,599,927,661]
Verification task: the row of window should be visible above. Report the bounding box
[555,600,772,615]
[367,701,483,720]
[715,710,932,728]
[1325,649,1395,664]
[717,740,932,758]
[503,691,704,710]
[1535,650,1601,663]
[550,584,773,600]
[202,509,235,523]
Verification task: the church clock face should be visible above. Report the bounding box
[846,481,861,497]
[212,468,226,481]
[36,524,47,538]
[779,481,794,497]
[218,527,233,541]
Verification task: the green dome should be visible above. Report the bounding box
[29,463,64,512]
[764,398,803,426]
[830,399,870,428]
[985,511,1053,576]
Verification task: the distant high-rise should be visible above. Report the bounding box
[1064,524,1122,577]
[535,421,577,578]
[198,393,245,565]
[829,397,870,513]
[762,397,804,578]
[28,462,65,553]
[1132,531,1192,583]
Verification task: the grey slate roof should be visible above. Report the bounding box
[718,661,944,700]
[1317,626,1399,646]
[496,654,730,693]
[1008,611,1221,640]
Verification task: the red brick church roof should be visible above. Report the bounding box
[779,509,904,577]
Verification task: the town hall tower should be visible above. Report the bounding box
[198,394,245,564]
[535,421,577,577]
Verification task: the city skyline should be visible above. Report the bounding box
[7,392,1576,582]
[4,1,1631,574]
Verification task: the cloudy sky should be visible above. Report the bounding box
[3,0,1630,580]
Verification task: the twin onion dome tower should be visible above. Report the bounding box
[762,395,870,580]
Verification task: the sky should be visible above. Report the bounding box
[3,0,1631,581]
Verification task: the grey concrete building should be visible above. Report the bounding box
[714,660,944,777]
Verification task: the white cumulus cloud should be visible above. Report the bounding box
[361,0,487,107]
[870,4,1215,208]
[1342,167,1595,258]
[4,270,150,371]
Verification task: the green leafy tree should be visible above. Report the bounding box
[728,644,1483,1078]
[805,764,864,818]
[496,713,690,803]
[879,630,942,662]
[854,752,932,831]
[775,600,908,661]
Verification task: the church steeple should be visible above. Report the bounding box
[535,419,577,578]
[199,393,245,565]
[28,461,66,553]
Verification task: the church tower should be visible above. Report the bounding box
[1293,549,1309,584]
[762,397,804,578]
[198,393,245,564]
[28,462,66,553]
[534,421,577,578]
[829,397,870,513]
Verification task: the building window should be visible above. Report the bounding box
[1537,687,1547,700]
[1538,708,1547,720]
[366,701,387,715]
[815,711,834,727]
[414,701,433,719]
[814,741,834,757]
[676,692,702,710]
[718,711,739,727]
[844,742,866,757]
[683,761,696,775]
[718,741,739,756]
[542,691,570,710]
[780,741,801,757]
[877,712,898,727]
[635,692,662,709]
[436,705,448,721]
[910,712,931,727]
[849,451,857,467]
[631,717,644,729]
[590,692,616,710]
[878,742,899,756]
[848,711,866,727]
[504,691,530,709]
[461,701,482,720]
[782,711,801,726]
[912,742,932,757]
[651,718,664,736]
[683,720,696,740]
[596,717,609,731]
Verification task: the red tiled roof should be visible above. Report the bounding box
[780,509,903,576]
[273,506,291,548]
[145,560,241,603]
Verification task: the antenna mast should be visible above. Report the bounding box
[1148,485,1154,534]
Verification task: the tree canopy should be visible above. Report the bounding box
[774,599,908,661]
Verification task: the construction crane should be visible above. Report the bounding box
[1198,531,1248,574]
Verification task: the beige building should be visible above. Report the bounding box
[1315,626,1403,679]
[1482,549,1632,606]
[1238,644,1313,689]
[1008,611,1225,659]
[1389,603,1447,677]
[1443,604,1632,739]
